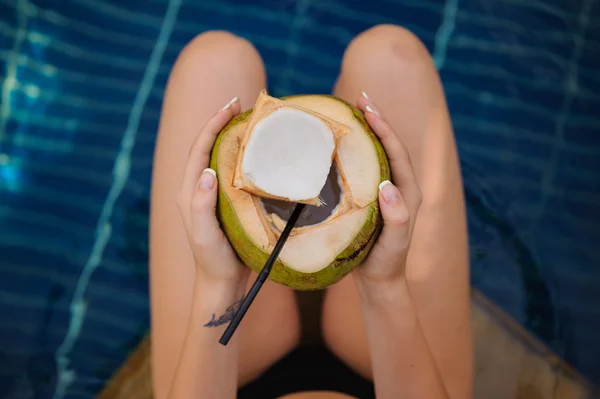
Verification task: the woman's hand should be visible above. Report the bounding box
[349,94,451,399]
[176,96,250,288]
[354,93,423,288]
[164,96,250,399]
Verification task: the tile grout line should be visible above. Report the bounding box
[432,0,459,70]
[0,0,28,147]
[278,0,312,94]
[537,0,592,220]
[51,0,182,398]
[530,0,593,365]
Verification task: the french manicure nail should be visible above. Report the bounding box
[199,168,216,191]
[365,104,380,117]
[379,180,399,205]
[361,91,370,101]
[222,96,239,111]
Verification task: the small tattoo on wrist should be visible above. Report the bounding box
[203,295,245,327]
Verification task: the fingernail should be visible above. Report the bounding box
[361,91,370,101]
[379,180,399,205]
[365,104,380,117]
[199,168,216,191]
[221,96,239,111]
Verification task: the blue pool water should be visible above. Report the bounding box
[1,0,599,397]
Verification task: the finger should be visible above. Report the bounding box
[189,168,222,248]
[361,102,416,188]
[357,91,372,109]
[180,96,241,206]
[357,96,421,215]
[376,180,411,257]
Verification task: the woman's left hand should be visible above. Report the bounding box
[353,94,423,287]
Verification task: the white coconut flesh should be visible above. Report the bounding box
[234,92,349,206]
[238,108,336,204]
[220,94,383,274]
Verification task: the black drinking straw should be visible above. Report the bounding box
[219,203,306,346]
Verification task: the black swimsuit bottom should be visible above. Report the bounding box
[238,344,375,399]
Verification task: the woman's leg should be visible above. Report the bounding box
[322,25,473,399]
[150,31,300,399]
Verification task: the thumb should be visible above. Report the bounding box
[377,180,411,255]
[190,168,221,247]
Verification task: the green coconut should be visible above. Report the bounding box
[209,91,390,290]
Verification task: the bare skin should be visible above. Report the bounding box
[150,25,472,399]
[149,31,300,399]
[159,93,451,399]
[323,25,473,399]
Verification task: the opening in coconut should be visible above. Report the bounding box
[211,90,390,290]
[261,162,344,231]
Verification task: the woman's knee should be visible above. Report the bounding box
[172,30,266,86]
[341,24,435,79]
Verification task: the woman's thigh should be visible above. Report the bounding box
[149,31,300,399]
[322,25,473,399]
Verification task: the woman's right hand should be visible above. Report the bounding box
[176,96,250,289]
